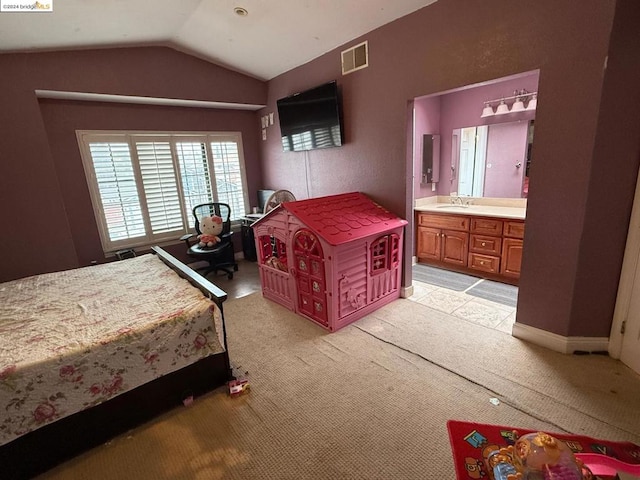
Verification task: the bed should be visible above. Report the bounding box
[0,246,231,479]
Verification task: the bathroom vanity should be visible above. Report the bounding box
[415,198,526,285]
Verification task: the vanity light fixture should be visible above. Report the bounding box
[481,104,494,118]
[526,93,537,111]
[481,89,537,118]
[511,97,526,112]
[495,99,510,115]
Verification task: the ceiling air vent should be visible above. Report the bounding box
[341,41,368,75]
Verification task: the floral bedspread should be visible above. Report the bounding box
[0,254,224,446]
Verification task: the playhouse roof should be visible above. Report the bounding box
[260,192,408,246]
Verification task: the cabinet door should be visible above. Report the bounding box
[501,238,523,278]
[442,230,468,266]
[417,226,441,261]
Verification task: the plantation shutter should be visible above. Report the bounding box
[88,142,146,242]
[210,140,246,221]
[135,141,184,235]
[79,131,249,253]
[175,142,214,228]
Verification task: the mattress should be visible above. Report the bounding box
[0,254,224,446]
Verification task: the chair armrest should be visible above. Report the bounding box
[181,233,195,247]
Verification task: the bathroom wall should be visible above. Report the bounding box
[413,72,539,199]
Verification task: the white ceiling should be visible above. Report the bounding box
[0,0,438,80]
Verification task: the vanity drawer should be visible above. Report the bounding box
[469,234,502,255]
[503,221,525,239]
[468,253,500,274]
[470,217,503,237]
[418,213,469,231]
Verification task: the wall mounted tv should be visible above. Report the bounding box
[276,80,344,152]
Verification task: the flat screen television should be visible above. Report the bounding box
[276,80,343,152]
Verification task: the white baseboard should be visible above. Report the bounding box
[512,322,609,354]
[401,285,414,298]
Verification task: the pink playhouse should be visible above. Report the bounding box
[251,192,408,332]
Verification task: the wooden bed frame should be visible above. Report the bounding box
[2,247,233,479]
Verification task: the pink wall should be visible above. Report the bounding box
[484,121,529,198]
[261,0,640,339]
[1,1,640,341]
[430,73,538,195]
[0,47,266,281]
[413,96,441,199]
[39,99,262,267]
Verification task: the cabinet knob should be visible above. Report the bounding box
[481,242,486,247]
[480,260,485,265]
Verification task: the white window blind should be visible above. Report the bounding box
[211,141,245,220]
[136,141,183,235]
[88,142,145,242]
[175,142,213,229]
[78,131,249,253]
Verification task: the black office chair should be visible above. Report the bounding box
[181,203,238,280]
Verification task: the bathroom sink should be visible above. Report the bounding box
[435,204,468,209]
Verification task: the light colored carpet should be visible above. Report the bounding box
[39,293,640,479]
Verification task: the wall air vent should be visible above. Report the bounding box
[341,41,368,75]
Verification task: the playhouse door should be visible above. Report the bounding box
[293,229,327,326]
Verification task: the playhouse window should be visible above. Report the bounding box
[259,234,288,271]
[370,234,400,275]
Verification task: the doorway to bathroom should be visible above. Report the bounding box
[409,70,538,331]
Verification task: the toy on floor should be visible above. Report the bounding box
[228,366,250,397]
[490,431,593,480]
[486,448,518,480]
[228,378,249,397]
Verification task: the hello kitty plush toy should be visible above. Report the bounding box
[198,215,223,248]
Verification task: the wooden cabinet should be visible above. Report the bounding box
[417,227,440,260]
[503,220,525,239]
[416,211,524,284]
[416,213,468,267]
[501,238,523,278]
[501,220,525,279]
[442,230,469,265]
[468,217,503,275]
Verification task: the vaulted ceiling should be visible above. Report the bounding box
[0,0,438,80]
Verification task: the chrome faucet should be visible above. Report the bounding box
[450,195,473,207]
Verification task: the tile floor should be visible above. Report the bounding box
[202,258,517,334]
[409,273,517,334]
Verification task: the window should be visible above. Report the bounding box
[258,234,288,271]
[370,234,400,275]
[77,131,249,253]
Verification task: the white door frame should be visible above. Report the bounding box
[472,126,488,197]
[457,127,476,196]
[609,164,640,364]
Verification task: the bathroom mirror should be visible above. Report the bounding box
[453,120,534,198]
[422,134,440,184]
